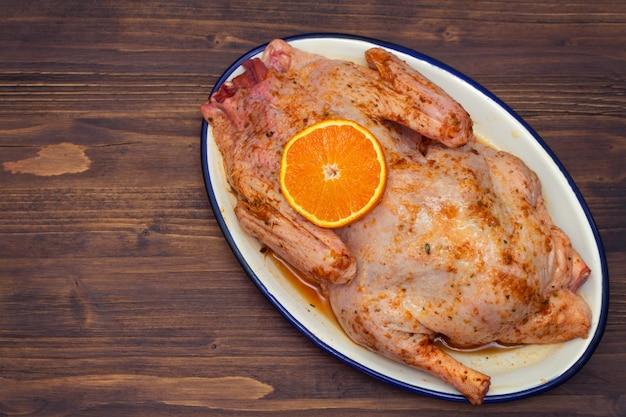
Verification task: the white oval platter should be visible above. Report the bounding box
[200,33,608,403]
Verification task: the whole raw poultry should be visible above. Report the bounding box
[201,39,592,405]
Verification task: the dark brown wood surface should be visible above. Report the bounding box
[1,1,624,416]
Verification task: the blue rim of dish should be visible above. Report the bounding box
[200,32,609,404]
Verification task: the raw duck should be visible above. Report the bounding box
[201,39,592,405]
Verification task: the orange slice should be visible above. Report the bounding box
[279,119,387,228]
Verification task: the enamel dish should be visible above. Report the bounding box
[200,33,608,403]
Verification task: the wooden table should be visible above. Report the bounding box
[1,1,624,416]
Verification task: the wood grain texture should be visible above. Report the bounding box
[1,1,625,416]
